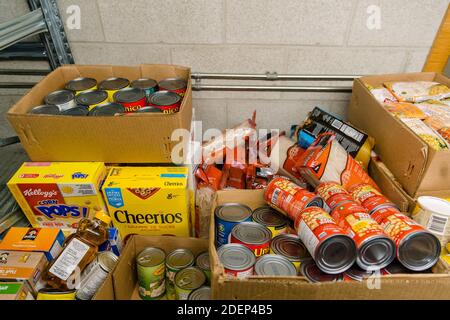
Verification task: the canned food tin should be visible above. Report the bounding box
[217,243,255,278]
[270,233,310,272]
[158,77,187,96]
[413,196,450,246]
[75,90,108,110]
[215,203,253,247]
[88,102,125,116]
[149,91,182,114]
[29,104,60,115]
[300,259,343,283]
[44,89,77,111]
[60,105,89,116]
[252,206,287,237]
[265,177,324,222]
[230,222,272,257]
[187,286,211,300]
[195,251,211,283]
[316,181,354,210]
[136,247,166,300]
[349,183,396,213]
[65,77,97,94]
[382,259,411,275]
[174,266,206,300]
[113,87,146,113]
[131,78,158,101]
[98,77,130,101]
[294,206,356,274]
[166,249,195,300]
[76,251,118,300]
[37,288,76,300]
[254,254,297,276]
[136,106,163,113]
[343,265,375,281]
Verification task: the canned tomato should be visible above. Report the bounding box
[29,104,60,115]
[265,177,324,222]
[174,266,206,300]
[113,87,146,113]
[165,249,194,300]
[371,207,441,271]
[136,106,163,113]
[270,233,310,272]
[316,181,355,210]
[217,243,255,278]
[75,90,108,110]
[98,77,130,101]
[294,207,356,274]
[88,102,125,116]
[349,183,396,213]
[136,247,166,300]
[188,286,211,300]
[60,105,89,116]
[149,91,182,114]
[215,203,252,247]
[195,251,211,284]
[76,251,118,300]
[158,77,187,96]
[254,254,297,276]
[230,222,272,257]
[65,77,97,94]
[300,259,343,283]
[343,265,376,281]
[131,78,158,101]
[252,206,287,237]
[37,288,76,300]
[44,89,77,111]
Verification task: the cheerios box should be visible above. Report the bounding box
[7,162,108,235]
[102,166,191,239]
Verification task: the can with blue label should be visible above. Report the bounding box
[215,203,252,247]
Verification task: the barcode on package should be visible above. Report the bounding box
[341,124,364,142]
[427,215,448,235]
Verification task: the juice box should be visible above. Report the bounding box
[102,166,191,239]
[0,227,65,262]
[7,162,108,234]
[0,282,34,300]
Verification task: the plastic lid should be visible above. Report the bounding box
[95,211,111,224]
[417,196,450,216]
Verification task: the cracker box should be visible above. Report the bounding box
[102,167,191,238]
[0,227,65,262]
[7,162,108,234]
[0,282,34,300]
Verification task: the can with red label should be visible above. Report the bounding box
[316,181,354,211]
[349,183,397,213]
[217,244,255,278]
[158,78,187,96]
[343,265,377,281]
[230,222,272,257]
[300,259,343,283]
[113,88,146,113]
[294,206,356,274]
[149,91,182,114]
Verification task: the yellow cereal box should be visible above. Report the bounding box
[7,162,107,234]
[102,166,191,238]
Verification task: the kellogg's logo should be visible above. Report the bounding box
[18,174,39,178]
[35,204,89,220]
[72,172,88,179]
[43,174,63,179]
[23,188,57,198]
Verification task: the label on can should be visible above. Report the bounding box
[378,213,425,246]
[119,97,147,113]
[215,216,252,247]
[76,257,109,300]
[137,262,166,300]
[224,267,254,278]
[316,182,349,203]
[230,235,270,257]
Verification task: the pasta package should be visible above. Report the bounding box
[369,86,398,103]
[384,81,450,103]
[384,102,427,119]
[400,118,449,151]
[416,101,450,130]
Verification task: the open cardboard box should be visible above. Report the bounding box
[7,64,192,163]
[93,235,208,300]
[348,72,450,198]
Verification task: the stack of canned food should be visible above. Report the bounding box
[136,247,210,300]
[29,76,187,116]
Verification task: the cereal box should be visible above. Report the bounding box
[7,162,107,234]
[0,282,34,300]
[102,167,191,238]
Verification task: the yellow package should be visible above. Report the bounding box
[7,162,107,234]
[400,118,449,151]
[384,101,426,119]
[102,166,191,239]
[384,81,450,103]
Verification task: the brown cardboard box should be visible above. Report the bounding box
[348,72,450,197]
[209,189,450,300]
[7,64,192,163]
[93,235,209,300]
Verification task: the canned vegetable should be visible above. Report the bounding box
[174,266,206,300]
[136,247,166,300]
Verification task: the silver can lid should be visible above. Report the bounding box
[89,102,125,116]
[398,230,441,271]
[217,243,255,271]
[98,251,119,273]
[254,254,297,276]
[136,247,165,267]
[65,77,97,92]
[344,265,374,281]
[270,234,310,262]
[383,259,414,274]
[315,234,357,274]
[60,105,89,116]
[114,87,146,103]
[175,266,205,290]
[75,90,108,105]
[357,235,396,271]
[29,104,60,115]
[136,106,163,113]
[252,206,287,228]
[166,248,194,270]
[231,222,272,245]
[158,77,187,90]
[131,78,158,90]
[215,203,252,223]
[187,286,211,300]
[195,251,210,271]
[149,91,181,106]
[301,259,343,283]
[44,89,75,105]
[98,77,129,90]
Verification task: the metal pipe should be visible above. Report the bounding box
[0,82,35,89]
[191,72,359,81]
[0,69,50,75]
[192,84,352,92]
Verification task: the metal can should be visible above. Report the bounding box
[217,243,255,278]
[98,77,130,101]
[131,78,158,101]
[37,288,76,300]
[113,87,147,113]
[382,259,411,275]
[149,91,182,114]
[254,254,297,276]
[188,286,211,300]
[29,104,60,115]
[65,77,97,94]
[343,265,376,281]
[174,266,206,300]
[88,102,125,116]
[294,206,356,274]
[158,77,187,96]
[331,201,396,271]
[230,222,272,257]
[252,206,288,237]
[371,206,441,271]
[349,183,396,213]
[265,177,324,222]
[136,106,163,113]
[75,90,108,110]
[195,251,211,284]
[215,203,252,247]
[60,105,89,116]
[44,89,77,111]
[316,181,355,211]
[270,233,310,272]
[76,251,118,300]
[136,247,166,300]
[300,259,343,283]
[165,249,195,300]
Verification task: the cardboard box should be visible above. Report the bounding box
[7,64,192,163]
[0,227,65,262]
[0,282,34,300]
[93,235,208,300]
[348,72,450,197]
[209,189,450,300]
[7,162,107,234]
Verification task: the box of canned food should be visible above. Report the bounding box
[208,189,450,300]
[7,64,192,163]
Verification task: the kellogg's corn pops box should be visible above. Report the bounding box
[102,166,191,238]
[7,162,107,234]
